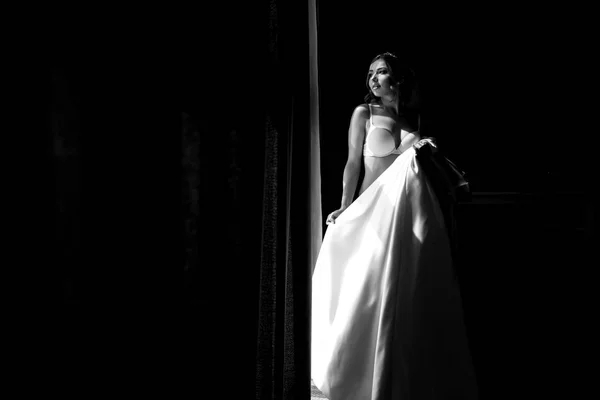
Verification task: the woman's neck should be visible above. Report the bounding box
[379,96,400,116]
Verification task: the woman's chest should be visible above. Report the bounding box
[369,114,416,142]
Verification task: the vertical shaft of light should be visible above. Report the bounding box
[309,0,322,275]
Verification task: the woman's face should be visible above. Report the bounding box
[368,59,395,97]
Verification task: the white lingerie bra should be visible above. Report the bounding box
[363,104,419,158]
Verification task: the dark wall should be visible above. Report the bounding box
[317,0,589,214]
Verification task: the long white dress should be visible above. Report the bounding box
[311,145,479,400]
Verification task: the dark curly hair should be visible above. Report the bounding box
[364,52,419,111]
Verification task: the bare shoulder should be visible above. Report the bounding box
[351,103,370,122]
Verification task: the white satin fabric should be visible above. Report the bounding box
[311,147,478,400]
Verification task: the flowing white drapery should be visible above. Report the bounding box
[311,146,478,400]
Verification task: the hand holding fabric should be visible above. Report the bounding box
[326,207,347,225]
[413,136,438,152]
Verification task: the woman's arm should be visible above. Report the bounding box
[339,105,368,209]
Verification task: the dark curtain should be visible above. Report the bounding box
[175,0,320,398]
[52,64,82,305]
[181,112,201,305]
[255,0,321,399]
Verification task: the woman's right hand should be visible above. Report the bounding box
[326,207,347,225]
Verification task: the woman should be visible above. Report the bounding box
[311,53,478,400]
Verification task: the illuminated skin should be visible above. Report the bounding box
[326,59,420,225]
[368,60,397,106]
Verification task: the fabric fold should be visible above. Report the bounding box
[311,146,478,400]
